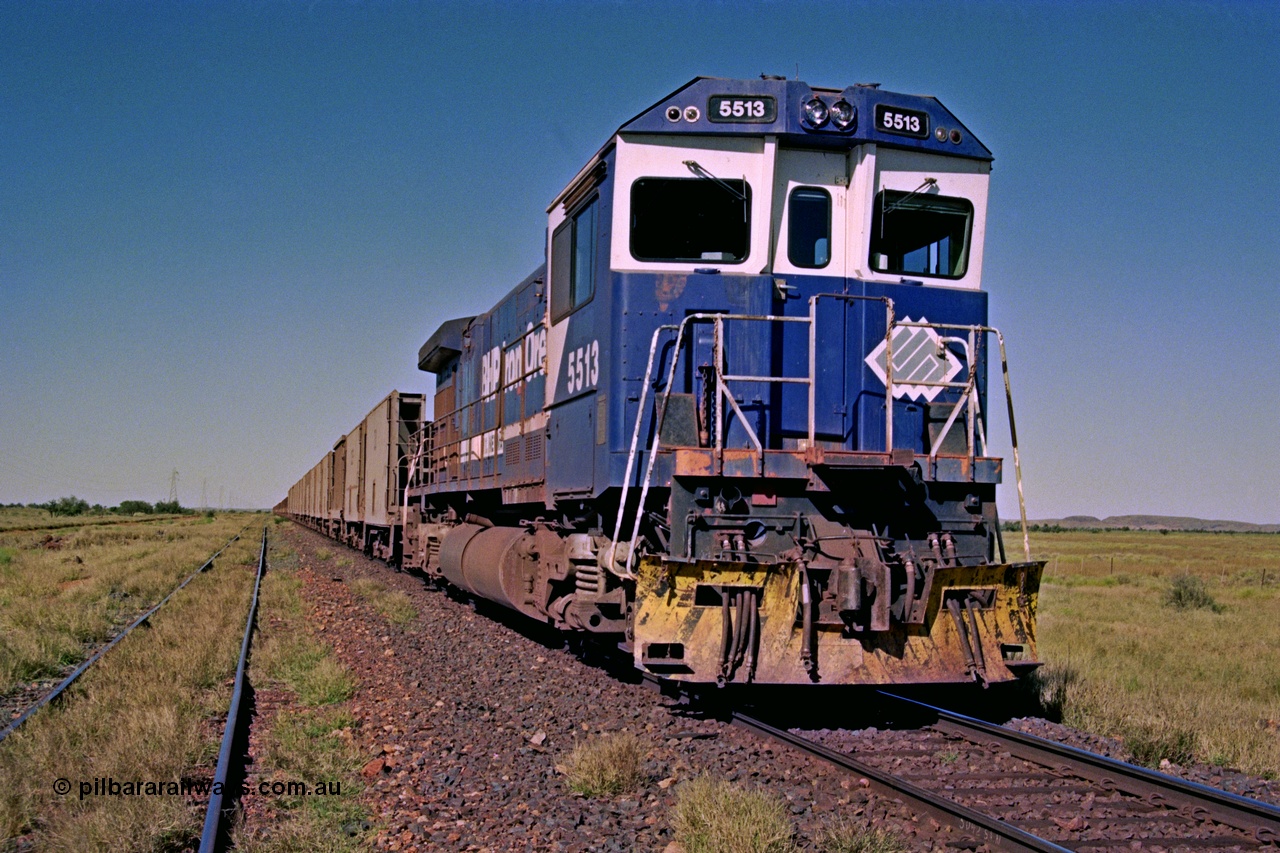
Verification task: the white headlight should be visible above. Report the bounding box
[803,98,829,128]
[830,100,856,130]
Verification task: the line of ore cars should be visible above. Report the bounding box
[279,76,1044,689]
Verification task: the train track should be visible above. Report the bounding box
[199,526,268,853]
[0,527,248,743]
[733,694,1280,851]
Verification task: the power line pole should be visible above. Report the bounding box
[168,469,180,505]
[201,479,208,511]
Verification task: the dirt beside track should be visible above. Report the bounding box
[250,525,1280,851]
[259,524,972,852]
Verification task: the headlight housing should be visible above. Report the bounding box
[830,100,856,130]
[802,97,829,128]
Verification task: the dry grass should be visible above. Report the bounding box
[1031,530,1280,774]
[563,732,645,796]
[0,526,261,849]
[347,578,416,626]
[257,576,357,707]
[0,513,257,695]
[817,820,908,853]
[232,541,367,852]
[673,775,795,853]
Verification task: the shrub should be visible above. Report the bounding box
[1123,721,1197,768]
[1025,663,1080,722]
[818,821,908,853]
[116,500,153,515]
[1164,574,1220,611]
[673,776,794,853]
[41,496,89,516]
[563,732,644,796]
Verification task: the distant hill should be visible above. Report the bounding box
[1021,515,1280,533]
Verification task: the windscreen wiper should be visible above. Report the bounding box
[682,160,747,201]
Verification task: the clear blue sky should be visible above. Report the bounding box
[2,1,1276,521]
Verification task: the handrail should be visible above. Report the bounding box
[613,311,823,577]
[608,303,1033,569]
[893,320,1030,561]
[807,294,896,450]
[607,321,679,577]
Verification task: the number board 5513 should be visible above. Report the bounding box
[707,95,777,123]
[874,104,929,139]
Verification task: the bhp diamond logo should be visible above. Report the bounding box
[864,318,962,402]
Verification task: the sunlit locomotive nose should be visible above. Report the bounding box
[282,76,1042,690]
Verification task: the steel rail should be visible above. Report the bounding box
[0,527,248,744]
[879,692,1280,843]
[731,711,1073,853]
[199,526,268,853]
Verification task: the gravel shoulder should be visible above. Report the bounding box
[273,524,980,852]
[268,524,1279,851]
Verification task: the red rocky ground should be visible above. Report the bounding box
[264,524,977,852]
[256,525,1280,852]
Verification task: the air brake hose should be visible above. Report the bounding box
[800,568,814,673]
[744,590,759,682]
[718,594,733,685]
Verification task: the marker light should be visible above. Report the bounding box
[830,100,856,130]
[803,97,829,127]
[949,129,962,144]
[934,127,947,142]
[666,106,682,122]
[683,106,701,122]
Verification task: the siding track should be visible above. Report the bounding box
[0,527,248,743]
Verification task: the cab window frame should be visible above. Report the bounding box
[551,194,599,324]
[868,189,974,280]
[786,186,832,269]
[629,176,752,264]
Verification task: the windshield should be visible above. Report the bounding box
[630,177,751,263]
[869,189,973,279]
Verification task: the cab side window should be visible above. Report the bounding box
[551,197,598,322]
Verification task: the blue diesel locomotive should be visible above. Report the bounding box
[286,76,1043,688]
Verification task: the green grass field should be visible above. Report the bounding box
[1030,530,1280,776]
